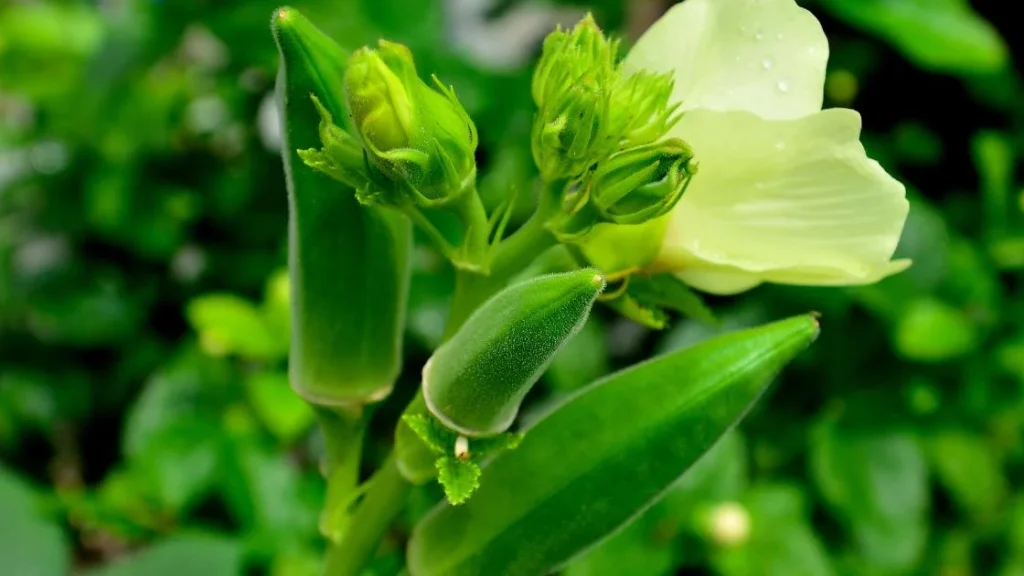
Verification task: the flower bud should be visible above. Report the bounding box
[532,14,618,109]
[587,138,697,225]
[424,270,606,437]
[345,40,478,206]
[607,70,681,147]
[532,79,609,181]
[531,14,619,181]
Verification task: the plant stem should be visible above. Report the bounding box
[325,456,411,576]
[315,406,365,542]
[453,186,492,272]
[445,181,562,337]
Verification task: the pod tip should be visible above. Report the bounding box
[274,6,292,23]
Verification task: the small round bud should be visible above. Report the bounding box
[708,502,751,547]
[587,138,696,225]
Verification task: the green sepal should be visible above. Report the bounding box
[402,413,450,454]
[297,94,373,194]
[629,274,718,326]
[603,289,669,330]
[401,413,525,505]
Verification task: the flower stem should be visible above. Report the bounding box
[453,186,492,272]
[445,181,562,337]
[325,456,410,576]
[315,406,365,542]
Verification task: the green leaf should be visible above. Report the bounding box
[630,274,717,326]
[603,290,668,329]
[972,131,1014,236]
[121,349,231,459]
[402,414,451,454]
[927,431,1006,518]
[133,421,223,514]
[568,432,748,575]
[245,371,315,443]
[83,534,242,576]
[408,315,819,575]
[220,439,319,550]
[436,457,482,506]
[0,466,70,576]
[894,298,978,362]
[810,423,929,571]
[817,0,1007,74]
[272,6,412,406]
[186,294,281,360]
[563,514,675,576]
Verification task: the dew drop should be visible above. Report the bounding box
[761,58,773,70]
[754,30,764,40]
[777,33,785,41]
[777,79,790,93]
[774,141,787,151]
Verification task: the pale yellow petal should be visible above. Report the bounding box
[656,107,909,293]
[675,259,912,296]
[624,0,828,120]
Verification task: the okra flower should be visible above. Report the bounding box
[581,0,910,295]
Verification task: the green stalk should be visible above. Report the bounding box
[453,186,492,273]
[325,457,411,576]
[445,181,562,337]
[315,407,365,542]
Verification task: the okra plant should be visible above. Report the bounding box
[270,0,909,573]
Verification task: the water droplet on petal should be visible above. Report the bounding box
[761,58,773,70]
[774,141,787,151]
[777,79,790,93]
[777,33,785,41]
[753,26,764,41]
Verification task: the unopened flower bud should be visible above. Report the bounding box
[587,138,697,225]
[608,70,681,147]
[345,40,478,206]
[532,79,610,181]
[531,14,619,180]
[532,14,618,109]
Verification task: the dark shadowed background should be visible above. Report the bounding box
[1,0,1023,574]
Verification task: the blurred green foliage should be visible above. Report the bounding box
[1,0,1023,574]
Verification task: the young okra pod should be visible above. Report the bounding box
[423,269,606,437]
[273,8,412,406]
